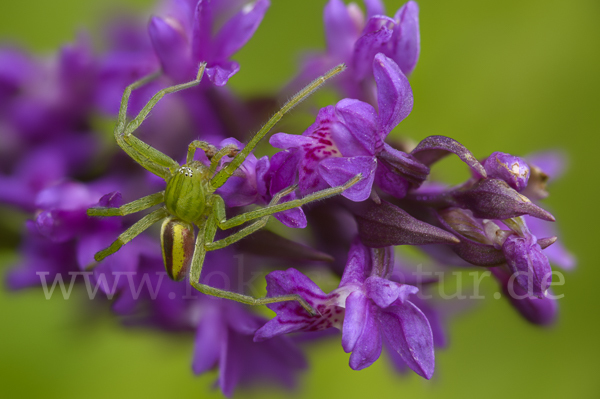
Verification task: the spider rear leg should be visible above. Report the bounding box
[91,207,169,263]
[189,216,318,315]
[87,192,165,217]
[190,279,319,316]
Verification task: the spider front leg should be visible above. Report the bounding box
[205,184,297,251]
[209,64,346,190]
[186,140,239,174]
[188,215,319,316]
[115,63,208,179]
[209,174,363,246]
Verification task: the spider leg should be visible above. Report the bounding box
[216,174,362,231]
[209,64,346,191]
[189,215,318,315]
[208,145,239,175]
[92,207,169,263]
[205,185,297,251]
[115,63,208,179]
[185,142,239,173]
[186,140,218,164]
[87,192,164,217]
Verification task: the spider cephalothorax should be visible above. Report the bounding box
[165,163,211,224]
[87,62,361,315]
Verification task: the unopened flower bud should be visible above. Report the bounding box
[483,152,530,191]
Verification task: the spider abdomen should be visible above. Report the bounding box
[161,217,195,281]
[164,164,210,224]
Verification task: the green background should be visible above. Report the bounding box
[1,0,599,398]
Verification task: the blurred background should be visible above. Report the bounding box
[0,0,598,398]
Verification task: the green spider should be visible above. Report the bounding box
[87,62,361,315]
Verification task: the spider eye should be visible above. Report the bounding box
[160,217,195,281]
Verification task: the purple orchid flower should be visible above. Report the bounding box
[145,0,271,142]
[149,0,270,85]
[271,53,427,202]
[436,208,553,298]
[255,239,435,378]
[291,0,419,102]
[338,242,434,376]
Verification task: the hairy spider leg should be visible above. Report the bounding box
[114,63,208,180]
[87,192,165,217]
[207,145,240,175]
[208,64,346,191]
[189,185,320,315]
[93,208,169,262]
[206,174,363,252]
[186,140,218,164]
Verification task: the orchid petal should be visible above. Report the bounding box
[206,61,240,86]
[353,21,394,80]
[525,216,575,270]
[340,238,371,286]
[483,152,530,191]
[374,53,413,135]
[342,290,368,352]
[191,0,212,62]
[148,16,192,82]
[526,150,567,182]
[374,161,410,198]
[334,98,379,156]
[379,301,435,379]
[348,301,383,370]
[268,150,301,194]
[391,1,420,75]
[192,305,224,375]
[270,133,314,150]
[365,276,418,308]
[492,268,558,325]
[364,0,386,19]
[325,0,359,60]
[503,234,552,298]
[212,0,270,61]
[319,156,377,202]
